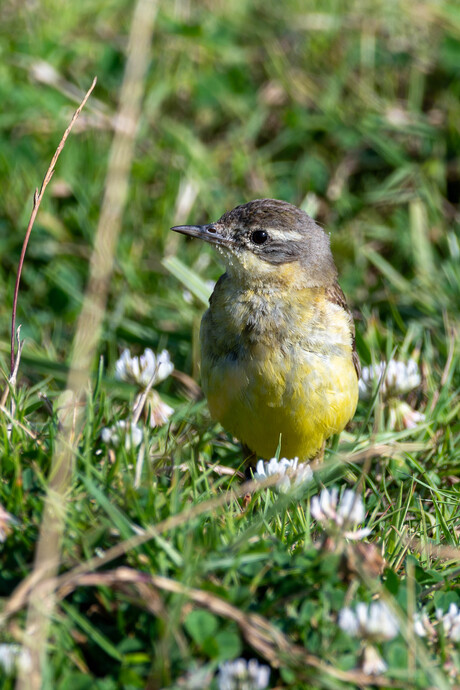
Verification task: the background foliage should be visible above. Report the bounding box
[0,0,459,688]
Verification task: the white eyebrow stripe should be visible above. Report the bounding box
[267,229,304,241]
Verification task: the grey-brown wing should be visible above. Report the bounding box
[325,282,361,380]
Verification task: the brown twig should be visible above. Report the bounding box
[4,564,413,688]
[49,567,413,688]
[9,77,97,376]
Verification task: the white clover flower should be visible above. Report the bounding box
[359,358,421,400]
[338,601,399,642]
[144,390,175,428]
[361,645,387,675]
[29,59,60,86]
[337,606,359,636]
[388,400,425,430]
[436,603,460,642]
[413,611,436,639]
[115,348,174,388]
[311,488,372,540]
[366,602,400,640]
[0,644,31,675]
[337,489,366,524]
[217,658,270,690]
[101,421,143,450]
[254,457,313,493]
[0,505,19,543]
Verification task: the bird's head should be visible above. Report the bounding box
[171,198,337,289]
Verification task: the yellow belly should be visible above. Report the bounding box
[200,275,359,461]
[202,343,358,461]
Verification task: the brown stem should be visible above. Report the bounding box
[10,77,97,375]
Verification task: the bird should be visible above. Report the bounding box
[171,198,360,462]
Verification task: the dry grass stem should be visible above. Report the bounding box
[0,405,45,448]
[3,476,279,628]
[1,326,24,409]
[49,567,412,688]
[16,2,158,686]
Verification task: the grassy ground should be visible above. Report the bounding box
[0,0,459,688]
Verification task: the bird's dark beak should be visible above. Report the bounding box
[170,223,233,248]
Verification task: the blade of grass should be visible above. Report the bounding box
[162,255,213,306]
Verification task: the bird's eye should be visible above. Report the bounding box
[250,230,268,245]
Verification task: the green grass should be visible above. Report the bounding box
[0,0,459,688]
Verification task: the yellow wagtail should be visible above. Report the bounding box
[171,198,360,461]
